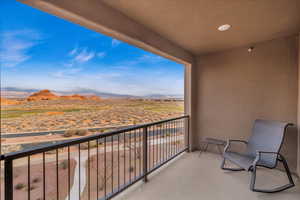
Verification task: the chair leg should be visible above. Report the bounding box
[221,158,244,171]
[250,157,295,193]
[250,166,256,191]
[199,143,209,157]
[217,145,223,155]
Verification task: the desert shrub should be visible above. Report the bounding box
[63,130,77,137]
[129,166,134,173]
[63,129,88,137]
[45,148,63,154]
[172,141,181,146]
[32,177,41,183]
[76,129,88,136]
[29,185,36,191]
[79,140,98,150]
[15,183,26,190]
[60,160,68,170]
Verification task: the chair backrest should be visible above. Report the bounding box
[246,119,292,168]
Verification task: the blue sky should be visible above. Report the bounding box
[0,0,184,96]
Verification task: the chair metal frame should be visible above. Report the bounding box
[221,121,295,193]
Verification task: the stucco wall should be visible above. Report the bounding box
[298,33,300,175]
[195,36,299,172]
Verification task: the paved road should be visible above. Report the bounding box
[8,127,184,150]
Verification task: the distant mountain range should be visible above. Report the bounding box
[0,87,184,100]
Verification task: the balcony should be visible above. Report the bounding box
[114,152,300,200]
[2,0,300,199]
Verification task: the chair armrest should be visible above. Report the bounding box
[224,139,248,153]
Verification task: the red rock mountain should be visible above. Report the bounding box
[27,90,59,101]
[60,94,87,100]
[26,90,101,101]
[86,95,101,101]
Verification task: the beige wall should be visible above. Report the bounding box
[298,33,300,175]
[195,36,299,172]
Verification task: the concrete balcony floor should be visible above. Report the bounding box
[114,152,300,200]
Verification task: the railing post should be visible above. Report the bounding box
[5,159,13,200]
[187,116,190,152]
[143,126,148,182]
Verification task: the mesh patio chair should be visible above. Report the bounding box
[221,119,295,193]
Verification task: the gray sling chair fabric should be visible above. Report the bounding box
[221,119,295,193]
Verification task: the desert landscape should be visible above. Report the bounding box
[1,89,183,151]
[1,90,183,133]
[0,89,185,200]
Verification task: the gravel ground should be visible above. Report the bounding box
[1,99,183,133]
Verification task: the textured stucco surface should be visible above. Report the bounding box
[195,36,299,172]
[102,0,300,54]
[298,33,300,175]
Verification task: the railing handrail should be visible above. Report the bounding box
[1,115,189,161]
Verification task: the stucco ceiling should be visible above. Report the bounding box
[102,0,300,55]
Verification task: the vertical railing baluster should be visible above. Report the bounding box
[96,139,99,199]
[43,152,46,200]
[134,129,137,180]
[160,124,162,164]
[56,149,59,200]
[129,131,132,182]
[143,127,148,182]
[118,134,120,191]
[170,122,172,157]
[171,121,173,156]
[104,137,107,198]
[156,125,158,166]
[164,122,166,162]
[88,141,90,200]
[176,120,178,153]
[168,122,171,158]
[187,117,190,152]
[4,159,13,200]
[123,132,126,186]
[139,129,142,177]
[78,144,81,200]
[28,156,31,200]
[173,120,175,155]
[111,136,114,193]
[68,146,70,200]
[152,126,154,168]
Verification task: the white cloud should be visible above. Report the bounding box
[111,38,121,47]
[68,47,78,56]
[97,52,106,58]
[0,30,42,67]
[67,47,102,66]
[74,48,95,63]
[51,68,82,78]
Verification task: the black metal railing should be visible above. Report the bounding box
[0,115,189,200]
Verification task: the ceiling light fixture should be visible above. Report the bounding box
[248,46,254,52]
[218,24,231,31]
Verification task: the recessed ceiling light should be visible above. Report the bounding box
[218,24,231,31]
